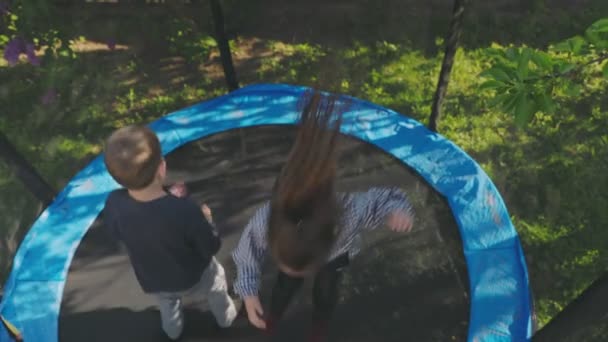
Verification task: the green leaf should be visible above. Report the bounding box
[552,41,570,53]
[506,47,519,60]
[488,90,521,115]
[517,48,531,80]
[501,91,521,113]
[488,93,510,108]
[603,63,608,79]
[486,48,507,62]
[538,92,556,113]
[479,80,506,91]
[552,36,586,54]
[511,91,525,116]
[514,93,536,126]
[584,30,608,49]
[565,84,583,97]
[588,18,608,34]
[557,62,576,74]
[570,36,586,54]
[480,66,512,83]
[531,51,553,71]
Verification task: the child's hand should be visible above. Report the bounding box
[201,204,213,224]
[168,181,188,198]
[387,211,413,233]
[244,296,266,330]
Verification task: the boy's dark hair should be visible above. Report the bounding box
[268,90,346,272]
[104,125,162,190]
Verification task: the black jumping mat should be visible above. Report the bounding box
[59,127,470,342]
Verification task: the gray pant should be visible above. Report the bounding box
[152,258,237,339]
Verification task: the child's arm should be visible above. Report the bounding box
[232,202,269,329]
[232,202,269,297]
[352,187,415,233]
[201,204,213,224]
[185,200,221,257]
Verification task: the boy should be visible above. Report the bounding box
[102,125,239,341]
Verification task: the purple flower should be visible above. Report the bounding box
[3,37,25,66]
[0,2,9,16]
[107,39,116,51]
[40,89,57,106]
[3,37,41,66]
[25,43,40,66]
[41,89,58,105]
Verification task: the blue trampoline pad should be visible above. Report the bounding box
[0,84,533,342]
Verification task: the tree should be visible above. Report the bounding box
[0,131,55,206]
[209,0,239,91]
[428,0,468,132]
[480,18,608,126]
[206,0,250,156]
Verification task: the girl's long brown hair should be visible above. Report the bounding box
[268,90,346,272]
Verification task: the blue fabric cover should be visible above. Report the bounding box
[0,84,533,341]
[0,322,13,342]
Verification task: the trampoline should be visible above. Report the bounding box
[0,84,533,342]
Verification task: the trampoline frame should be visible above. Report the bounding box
[0,84,533,342]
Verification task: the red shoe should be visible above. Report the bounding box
[261,315,277,336]
[308,320,329,342]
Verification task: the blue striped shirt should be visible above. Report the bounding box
[231,187,415,297]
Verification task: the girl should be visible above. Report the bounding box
[231,90,415,341]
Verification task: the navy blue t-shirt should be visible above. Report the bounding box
[103,189,221,293]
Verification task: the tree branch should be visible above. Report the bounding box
[531,52,608,83]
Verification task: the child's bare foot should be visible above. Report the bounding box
[201,204,213,223]
[168,181,188,198]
